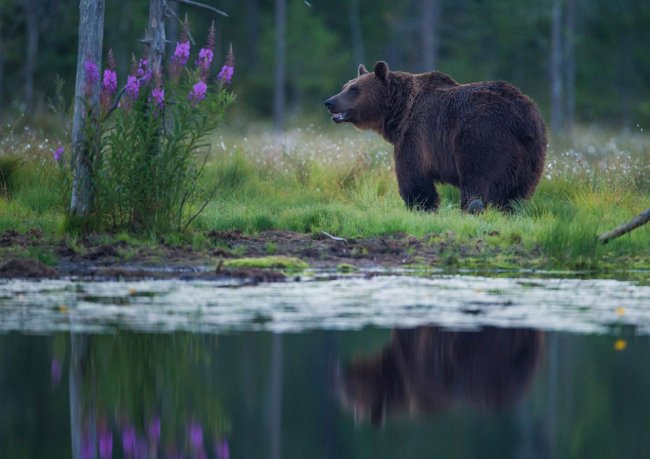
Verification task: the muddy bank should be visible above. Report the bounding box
[1,228,534,280]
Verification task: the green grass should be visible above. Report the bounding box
[2,123,650,271]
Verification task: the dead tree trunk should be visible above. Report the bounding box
[349,0,365,67]
[146,0,166,75]
[420,0,441,71]
[273,0,286,132]
[550,0,564,134]
[246,0,260,71]
[23,0,39,111]
[598,208,650,244]
[70,0,104,217]
[563,0,576,132]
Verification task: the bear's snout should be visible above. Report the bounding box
[324,96,349,124]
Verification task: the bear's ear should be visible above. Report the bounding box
[374,61,389,82]
[358,64,368,76]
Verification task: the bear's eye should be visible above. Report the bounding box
[348,86,360,96]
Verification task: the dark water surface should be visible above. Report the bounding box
[1,274,650,458]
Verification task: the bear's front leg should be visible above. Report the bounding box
[395,157,439,211]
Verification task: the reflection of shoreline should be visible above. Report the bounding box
[337,326,544,425]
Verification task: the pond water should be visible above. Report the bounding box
[1,273,650,458]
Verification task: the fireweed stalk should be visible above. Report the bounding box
[100,50,117,113]
[58,22,235,234]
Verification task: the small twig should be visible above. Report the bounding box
[168,0,228,17]
[598,207,650,244]
[321,231,348,243]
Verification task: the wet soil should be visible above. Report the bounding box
[0,229,531,280]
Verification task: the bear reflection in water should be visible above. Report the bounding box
[337,326,543,425]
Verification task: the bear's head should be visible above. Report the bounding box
[324,61,390,131]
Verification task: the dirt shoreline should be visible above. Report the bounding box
[0,228,537,281]
[2,228,644,281]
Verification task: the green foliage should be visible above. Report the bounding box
[93,76,234,234]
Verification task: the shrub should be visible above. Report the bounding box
[59,20,235,234]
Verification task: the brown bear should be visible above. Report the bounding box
[325,62,547,212]
[336,326,544,425]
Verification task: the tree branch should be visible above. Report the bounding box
[598,207,650,244]
[168,0,228,17]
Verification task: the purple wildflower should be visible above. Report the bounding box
[188,81,207,104]
[51,357,62,384]
[206,21,215,49]
[102,69,117,94]
[122,425,136,456]
[151,86,164,111]
[195,22,216,76]
[196,47,214,72]
[99,429,113,459]
[147,416,161,444]
[217,65,233,85]
[125,75,140,100]
[174,41,191,67]
[137,58,152,85]
[217,44,235,85]
[53,146,64,162]
[188,422,203,451]
[81,431,94,459]
[101,51,118,111]
[215,440,229,459]
[84,58,99,97]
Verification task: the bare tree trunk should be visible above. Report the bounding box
[550,0,564,134]
[167,0,179,54]
[246,0,260,71]
[420,0,441,71]
[273,0,286,133]
[564,0,576,132]
[70,0,105,217]
[349,0,365,67]
[146,0,166,75]
[618,17,633,127]
[23,0,39,111]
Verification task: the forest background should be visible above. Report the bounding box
[1,0,649,133]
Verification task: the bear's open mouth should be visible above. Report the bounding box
[331,112,348,123]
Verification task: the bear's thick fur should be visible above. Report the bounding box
[325,62,547,211]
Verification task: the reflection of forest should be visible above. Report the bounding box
[338,326,544,425]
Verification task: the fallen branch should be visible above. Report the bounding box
[321,231,348,243]
[168,0,228,17]
[598,207,650,244]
